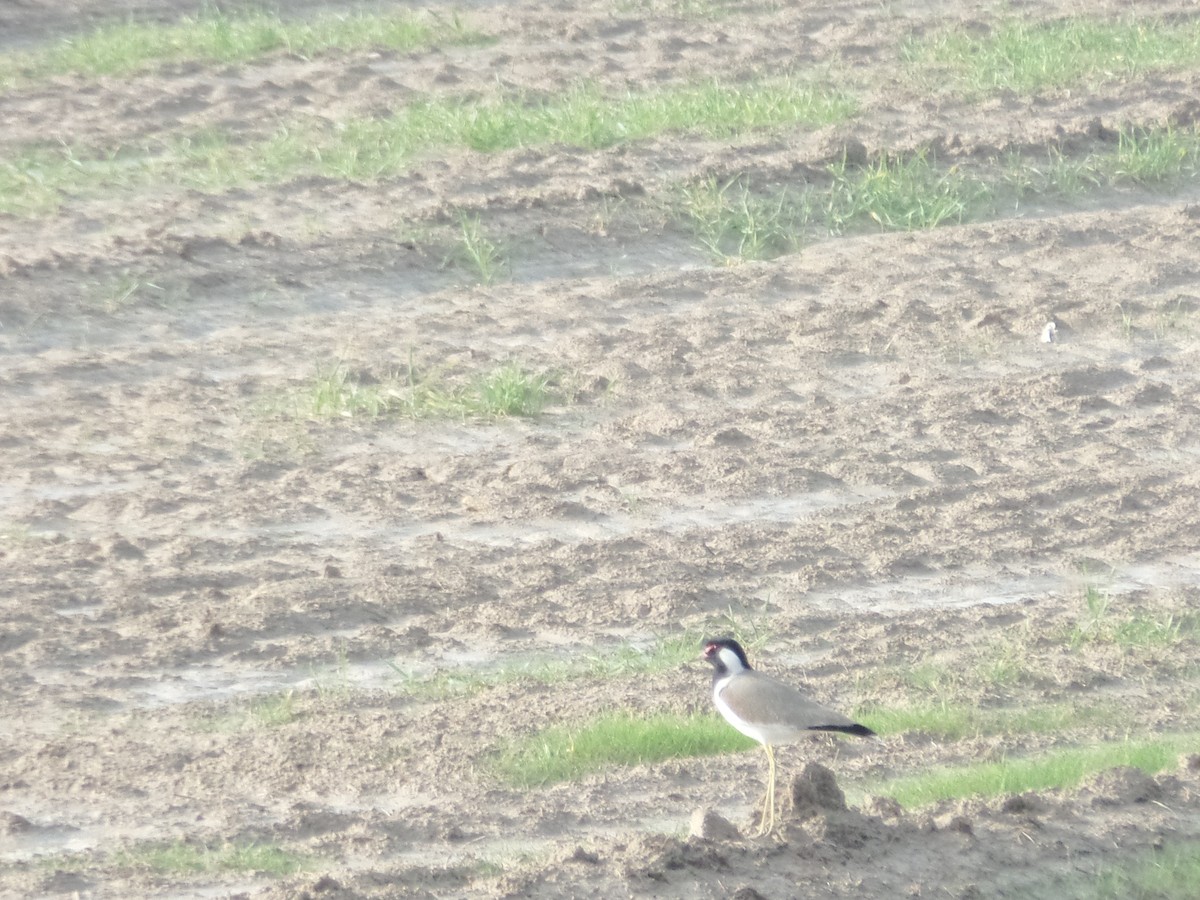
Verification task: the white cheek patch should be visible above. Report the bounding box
[717,646,746,672]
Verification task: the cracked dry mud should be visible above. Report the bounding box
[2,0,1200,897]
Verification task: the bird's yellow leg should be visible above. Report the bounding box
[756,744,777,836]
[767,744,777,834]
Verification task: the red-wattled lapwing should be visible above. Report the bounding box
[702,637,874,836]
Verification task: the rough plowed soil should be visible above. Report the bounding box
[2,1,1199,897]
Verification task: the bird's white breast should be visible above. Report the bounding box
[713,675,773,745]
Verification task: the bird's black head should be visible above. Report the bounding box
[701,637,752,674]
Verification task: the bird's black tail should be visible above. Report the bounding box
[808,723,876,738]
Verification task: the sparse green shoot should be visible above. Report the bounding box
[974,642,1032,688]
[1000,147,1103,203]
[449,214,508,285]
[88,272,170,315]
[900,661,961,696]
[197,691,300,733]
[1154,295,1193,339]
[308,642,354,702]
[705,609,774,655]
[1069,584,1112,648]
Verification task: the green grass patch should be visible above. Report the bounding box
[1092,841,1200,900]
[283,360,554,422]
[297,77,855,179]
[998,126,1200,208]
[1,76,854,216]
[0,8,486,85]
[668,125,1200,256]
[113,839,309,876]
[493,710,756,787]
[872,734,1197,807]
[908,17,1200,95]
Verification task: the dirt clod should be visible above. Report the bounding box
[1082,767,1164,806]
[789,762,848,819]
[689,808,742,842]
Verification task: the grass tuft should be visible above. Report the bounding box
[472,363,550,416]
[1069,585,1195,649]
[1110,125,1200,185]
[1000,147,1102,203]
[825,152,990,232]
[493,710,755,787]
[248,691,298,728]
[449,213,508,285]
[303,365,394,419]
[678,176,807,262]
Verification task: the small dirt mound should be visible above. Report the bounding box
[788,762,848,819]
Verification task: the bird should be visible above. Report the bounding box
[702,637,875,836]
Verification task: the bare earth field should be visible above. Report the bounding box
[2,0,1200,897]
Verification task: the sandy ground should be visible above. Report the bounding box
[2,0,1200,897]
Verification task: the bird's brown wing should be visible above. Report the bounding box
[720,670,866,743]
